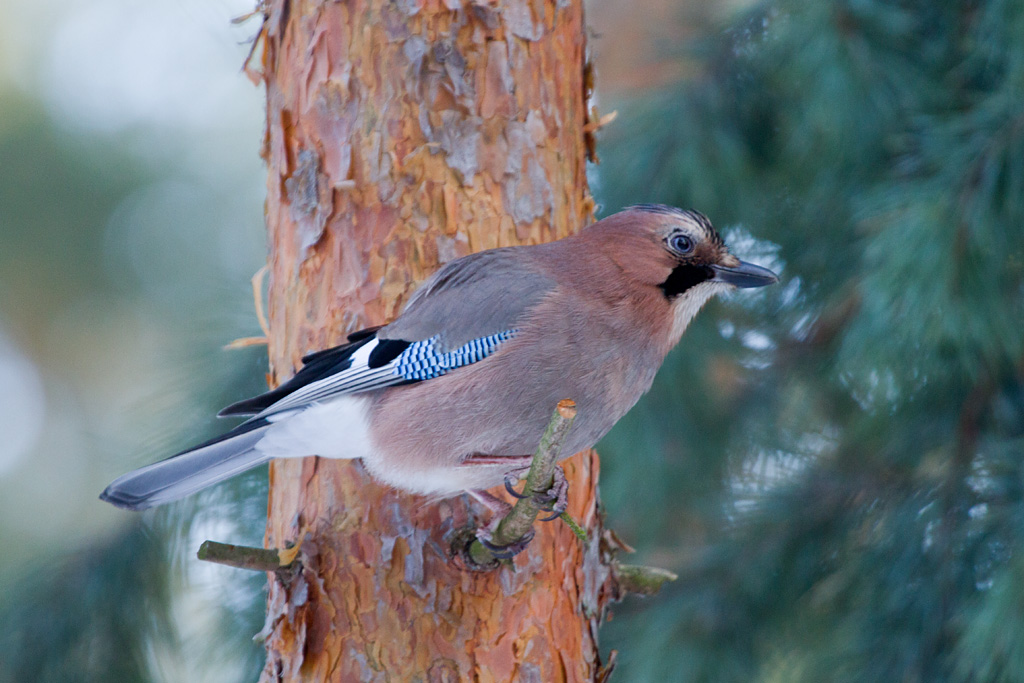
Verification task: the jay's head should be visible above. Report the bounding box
[586,204,778,336]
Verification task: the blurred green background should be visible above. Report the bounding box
[2,1,1023,681]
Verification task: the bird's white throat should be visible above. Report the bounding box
[669,281,731,345]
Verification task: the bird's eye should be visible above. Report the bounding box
[669,234,695,255]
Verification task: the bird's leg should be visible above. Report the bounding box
[474,468,569,558]
[462,453,571,558]
[498,460,569,521]
[476,527,536,560]
[531,465,569,522]
[468,488,537,558]
[464,453,570,523]
[467,489,512,517]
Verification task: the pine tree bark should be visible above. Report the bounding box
[254,1,613,680]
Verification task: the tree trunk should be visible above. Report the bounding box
[254,1,613,680]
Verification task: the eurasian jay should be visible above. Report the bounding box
[101,205,777,510]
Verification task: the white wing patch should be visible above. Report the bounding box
[253,339,404,418]
[254,332,517,420]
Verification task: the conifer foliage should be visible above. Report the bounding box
[597,1,1024,681]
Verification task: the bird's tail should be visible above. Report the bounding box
[100,421,271,510]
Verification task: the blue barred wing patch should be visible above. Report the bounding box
[393,330,517,381]
[242,329,517,420]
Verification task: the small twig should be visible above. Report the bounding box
[197,540,298,572]
[467,400,578,567]
[612,562,678,596]
[223,335,269,350]
[251,264,271,337]
[596,649,618,683]
[223,265,271,350]
[583,109,618,133]
[559,512,588,542]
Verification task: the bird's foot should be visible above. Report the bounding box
[504,466,569,522]
[466,489,534,558]
[536,466,570,521]
[475,526,536,559]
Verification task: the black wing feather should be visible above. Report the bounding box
[367,339,412,368]
[299,326,382,365]
[217,332,377,417]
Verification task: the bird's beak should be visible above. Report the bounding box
[710,260,779,288]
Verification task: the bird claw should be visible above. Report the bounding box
[504,472,528,499]
[476,527,536,559]
[537,509,564,523]
[472,468,570,559]
[535,467,569,521]
[504,466,569,522]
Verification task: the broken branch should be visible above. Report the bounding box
[197,540,298,572]
[612,562,678,596]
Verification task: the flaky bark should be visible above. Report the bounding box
[255,1,612,680]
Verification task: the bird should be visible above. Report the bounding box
[100,205,778,511]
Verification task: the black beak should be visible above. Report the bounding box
[710,260,779,288]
